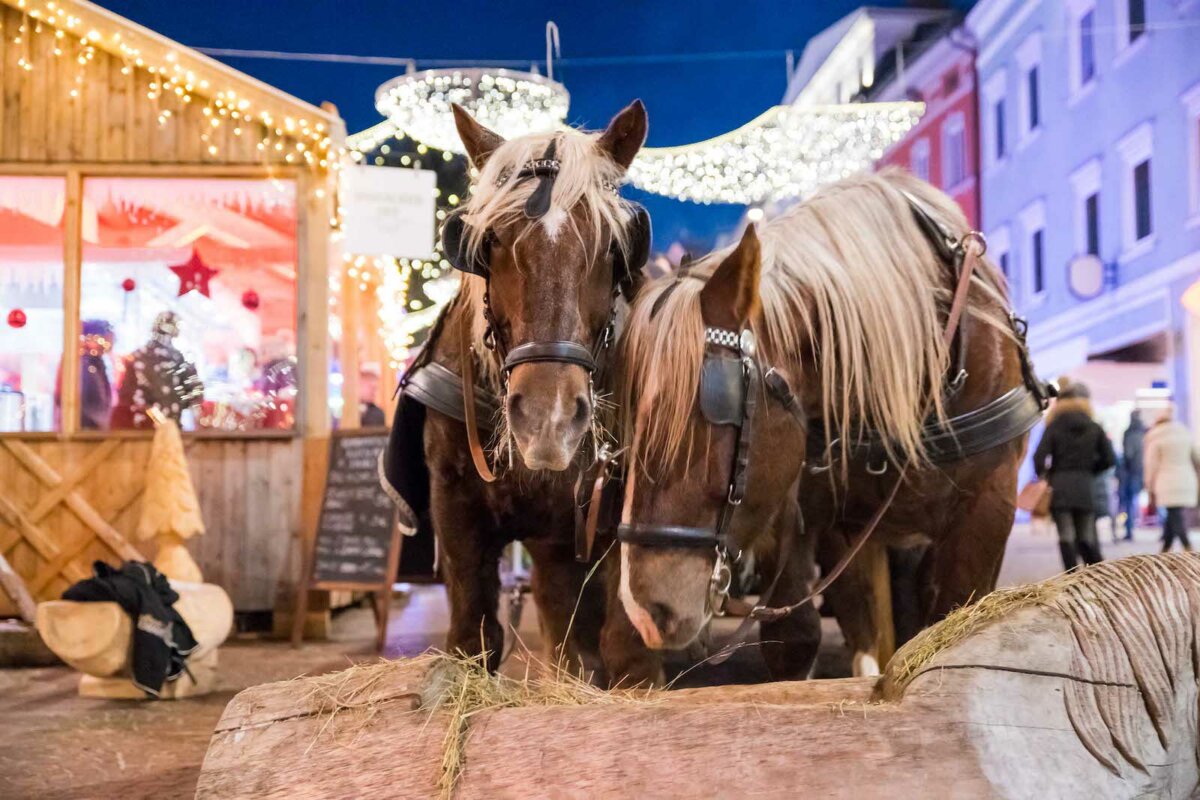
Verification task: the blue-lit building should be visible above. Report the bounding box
[967,0,1200,430]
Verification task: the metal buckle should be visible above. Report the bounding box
[708,548,732,617]
[739,328,756,358]
[960,230,988,256]
[727,484,744,506]
[807,437,840,474]
[866,459,889,476]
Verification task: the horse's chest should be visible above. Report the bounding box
[481,477,574,540]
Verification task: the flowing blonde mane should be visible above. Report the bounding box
[454,127,636,388]
[621,169,1012,477]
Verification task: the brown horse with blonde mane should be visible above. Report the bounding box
[602,169,1048,685]
[383,101,651,673]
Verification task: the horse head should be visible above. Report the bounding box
[446,101,650,471]
[616,226,808,649]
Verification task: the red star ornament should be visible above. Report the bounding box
[169,248,219,298]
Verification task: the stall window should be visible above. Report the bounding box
[0,176,66,433]
[79,177,298,432]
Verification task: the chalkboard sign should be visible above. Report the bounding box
[293,429,402,652]
[312,431,396,585]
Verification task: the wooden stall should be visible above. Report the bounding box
[0,0,343,614]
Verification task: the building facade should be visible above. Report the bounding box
[967,0,1200,429]
[868,18,981,228]
[783,7,950,108]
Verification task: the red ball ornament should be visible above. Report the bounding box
[121,278,136,292]
[241,290,260,311]
[7,308,27,328]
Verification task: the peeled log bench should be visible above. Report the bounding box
[36,580,233,699]
[197,554,1200,799]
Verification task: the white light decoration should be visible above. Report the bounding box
[348,96,925,364]
[376,68,569,154]
[625,102,924,205]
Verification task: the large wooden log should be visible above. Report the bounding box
[197,554,1200,799]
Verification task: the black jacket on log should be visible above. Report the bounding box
[63,561,198,697]
[1032,408,1117,512]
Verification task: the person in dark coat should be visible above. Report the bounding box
[1031,382,1116,570]
[1118,410,1147,541]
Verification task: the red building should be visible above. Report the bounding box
[866,18,981,229]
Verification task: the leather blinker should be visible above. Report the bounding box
[614,203,651,301]
[699,354,746,426]
[441,210,490,277]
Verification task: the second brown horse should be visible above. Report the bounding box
[605,170,1045,685]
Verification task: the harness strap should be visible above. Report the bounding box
[460,319,499,484]
[576,447,618,562]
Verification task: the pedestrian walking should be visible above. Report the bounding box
[1118,410,1146,541]
[1031,381,1116,570]
[1143,405,1199,552]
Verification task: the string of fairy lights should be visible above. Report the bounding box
[348,69,923,367]
[0,0,922,367]
[363,69,923,206]
[2,0,340,172]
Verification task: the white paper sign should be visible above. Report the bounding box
[343,166,436,258]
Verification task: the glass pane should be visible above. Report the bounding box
[1080,11,1096,83]
[1033,229,1045,293]
[1028,68,1040,130]
[1129,0,1145,42]
[80,177,298,432]
[1085,193,1100,255]
[0,176,66,432]
[1134,160,1153,241]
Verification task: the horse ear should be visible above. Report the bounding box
[596,100,648,172]
[452,103,504,170]
[700,225,760,329]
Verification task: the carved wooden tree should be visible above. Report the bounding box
[137,415,205,582]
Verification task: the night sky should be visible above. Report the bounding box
[94,0,969,249]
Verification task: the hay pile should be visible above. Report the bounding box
[882,552,1200,777]
[885,553,1200,696]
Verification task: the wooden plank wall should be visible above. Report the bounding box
[0,438,302,610]
[0,3,296,165]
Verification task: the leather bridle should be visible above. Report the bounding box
[616,325,765,555]
[446,141,650,482]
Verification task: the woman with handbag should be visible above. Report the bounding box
[1031,382,1116,570]
[1143,405,1199,552]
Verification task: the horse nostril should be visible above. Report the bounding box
[572,395,589,425]
[648,602,674,634]
[509,393,526,422]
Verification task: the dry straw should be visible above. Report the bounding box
[422,649,660,798]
